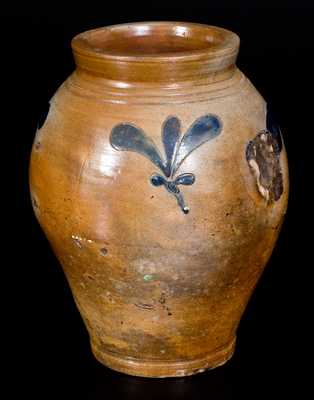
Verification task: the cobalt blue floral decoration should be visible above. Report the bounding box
[110,114,222,213]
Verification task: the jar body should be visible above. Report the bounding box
[29,58,288,377]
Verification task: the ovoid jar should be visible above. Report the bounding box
[29,22,288,377]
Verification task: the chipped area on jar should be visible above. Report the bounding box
[71,234,94,243]
[70,235,110,256]
[134,302,155,310]
[110,114,222,214]
[246,107,283,203]
[174,368,207,377]
[31,194,40,215]
[175,369,188,376]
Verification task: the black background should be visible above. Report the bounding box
[8,2,313,399]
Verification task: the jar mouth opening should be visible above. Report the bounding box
[72,21,239,61]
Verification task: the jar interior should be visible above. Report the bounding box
[80,23,226,56]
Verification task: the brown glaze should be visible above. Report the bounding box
[29,22,289,378]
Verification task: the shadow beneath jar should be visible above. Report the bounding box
[86,360,234,400]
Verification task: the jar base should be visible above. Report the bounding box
[91,337,236,378]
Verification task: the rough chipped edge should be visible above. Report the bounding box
[246,130,283,203]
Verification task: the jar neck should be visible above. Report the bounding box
[71,22,240,86]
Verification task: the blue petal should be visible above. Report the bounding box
[110,124,167,174]
[162,116,181,177]
[172,115,222,175]
[150,174,166,187]
[175,173,195,186]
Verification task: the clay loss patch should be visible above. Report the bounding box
[246,130,283,202]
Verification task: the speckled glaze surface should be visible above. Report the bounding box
[29,22,289,377]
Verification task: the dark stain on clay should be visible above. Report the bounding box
[100,247,108,256]
[271,223,280,231]
[246,130,283,202]
[35,141,41,150]
[159,292,166,305]
[159,292,172,316]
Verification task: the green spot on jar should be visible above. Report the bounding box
[143,274,154,282]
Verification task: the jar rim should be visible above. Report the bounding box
[71,22,240,83]
[72,21,239,61]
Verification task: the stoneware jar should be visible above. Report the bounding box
[29,22,289,377]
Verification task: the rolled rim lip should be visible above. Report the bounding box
[71,21,240,63]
